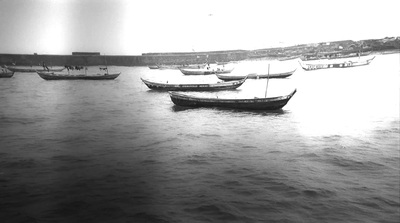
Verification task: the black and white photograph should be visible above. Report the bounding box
[0,0,399,222]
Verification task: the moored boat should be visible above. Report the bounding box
[169,89,297,110]
[299,56,376,71]
[5,65,65,72]
[0,68,14,78]
[141,76,247,91]
[148,65,160,69]
[216,68,296,81]
[301,51,372,61]
[179,66,234,75]
[36,71,120,80]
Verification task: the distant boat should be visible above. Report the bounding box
[5,65,65,72]
[0,68,14,78]
[299,56,376,71]
[179,66,234,75]
[141,76,247,91]
[36,71,120,80]
[301,51,372,61]
[158,64,186,70]
[216,68,297,81]
[169,89,297,110]
[148,65,159,69]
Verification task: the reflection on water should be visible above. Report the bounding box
[0,53,399,222]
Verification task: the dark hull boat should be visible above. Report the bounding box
[299,56,375,71]
[36,71,120,80]
[148,65,159,69]
[6,66,66,72]
[216,69,296,81]
[0,70,14,78]
[141,77,247,91]
[169,89,297,110]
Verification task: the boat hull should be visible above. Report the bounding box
[299,56,375,71]
[0,71,14,78]
[141,77,246,91]
[169,89,296,110]
[37,72,120,80]
[180,67,234,75]
[216,69,296,81]
[6,66,66,72]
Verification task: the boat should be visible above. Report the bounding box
[36,71,120,80]
[141,76,247,91]
[299,56,375,71]
[0,68,14,78]
[216,68,297,81]
[5,65,65,72]
[169,89,297,110]
[179,66,234,75]
[158,64,186,70]
[148,65,159,69]
[301,51,372,61]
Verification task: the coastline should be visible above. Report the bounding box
[0,38,398,67]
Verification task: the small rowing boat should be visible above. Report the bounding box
[36,71,120,80]
[141,76,247,91]
[179,66,234,75]
[169,89,297,110]
[5,65,65,72]
[216,68,296,81]
[299,56,376,71]
[0,68,14,78]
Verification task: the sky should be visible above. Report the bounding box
[0,0,398,55]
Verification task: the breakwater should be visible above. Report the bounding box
[1,37,398,66]
[0,50,249,67]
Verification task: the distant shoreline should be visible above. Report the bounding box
[1,38,399,66]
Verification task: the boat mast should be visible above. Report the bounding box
[265,63,270,98]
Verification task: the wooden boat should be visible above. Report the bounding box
[5,65,65,72]
[141,76,247,91]
[148,65,159,69]
[158,64,185,70]
[0,68,14,78]
[216,68,296,81]
[299,56,376,71]
[169,89,297,110]
[36,71,120,80]
[179,66,234,75]
[301,51,372,61]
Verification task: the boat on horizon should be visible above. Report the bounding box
[141,76,247,91]
[299,56,376,71]
[216,68,297,81]
[169,89,297,110]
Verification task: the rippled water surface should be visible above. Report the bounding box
[0,54,399,222]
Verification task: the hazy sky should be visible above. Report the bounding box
[0,0,398,55]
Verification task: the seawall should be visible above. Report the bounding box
[0,50,249,67]
[1,37,398,66]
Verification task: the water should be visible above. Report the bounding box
[0,54,399,222]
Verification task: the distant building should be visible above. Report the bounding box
[72,52,100,56]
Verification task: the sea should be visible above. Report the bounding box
[0,53,399,223]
